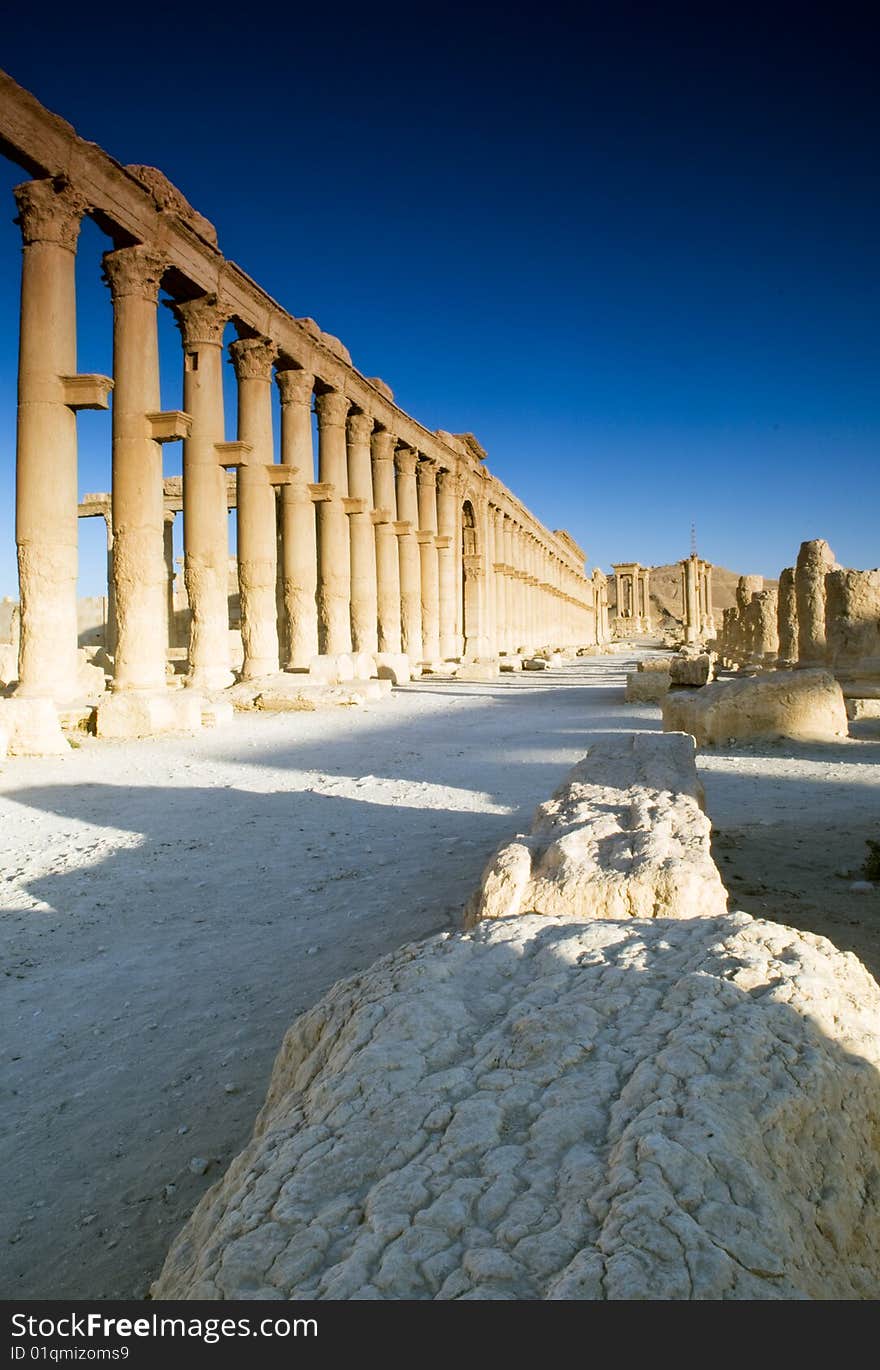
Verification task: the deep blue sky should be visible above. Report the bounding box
[0,3,878,596]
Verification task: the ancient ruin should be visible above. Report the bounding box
[0,72,600,749]
[611,562,651,636]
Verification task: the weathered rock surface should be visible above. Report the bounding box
[464,733,726,927]
[663,669,847,746]
[153,911,880,1301]
[796,539,837,665]
[825,568,880,680]
[669,654,715,687]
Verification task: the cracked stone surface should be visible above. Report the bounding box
[464,733,726,927]
[153,910,880,1300]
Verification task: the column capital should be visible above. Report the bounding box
[371,429,397,461]
[13,176,88,251]
[275,368,314,406]
[416,458,439,487]
[346,411,374,445]
[394,447,419,477]
[315,390,349,426]
[171,293,230,347]
[229,335,277,382]
[102,244,167,302]
[437,468,463,498]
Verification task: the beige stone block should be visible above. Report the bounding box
[669,653,715,687]
[637,656,675,673]
[374,653,411,685]
[499,656,523,672]
[457,662,499,681]
[465,732,724,927]
[846,698,880,721]
[522,657,549,671]
[625,670,670,702]
[0,699,70,756]
[95,691,203,738]
[351,652,377,680]
[662,669,847,745]
[309,654,355,684]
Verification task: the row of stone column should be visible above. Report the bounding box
[680,555,714,644]
[10,174,593,703]
[611,563,651,636]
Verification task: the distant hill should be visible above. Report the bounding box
[606,564,779,630]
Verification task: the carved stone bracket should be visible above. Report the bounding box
[61,375,113,411]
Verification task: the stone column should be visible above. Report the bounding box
[395,448,423,660]
[777,567,798,667]
[371,429,402,654]
[230,337,279,679]
[103,246,171,692]
[102,511,118,656]
[14,177,111,700]
[315,390,352,655]
[417,460,441,664]
[684,555,700,643]
[796,538,837,665]
[490,506,505,657]
[437,471,460,660]
[275,369,318,669]
[174,294,234,690]
[346,412,378,655]
[163,511,176,651]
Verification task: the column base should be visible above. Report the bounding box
[95,690,204,739]
[374,653,412,685]
[187,666,235,692]
[457,660,500,681]
[0,698,70,755]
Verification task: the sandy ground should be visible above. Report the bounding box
[2,655,879,1300]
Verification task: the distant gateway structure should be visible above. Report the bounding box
[0,71,600,726]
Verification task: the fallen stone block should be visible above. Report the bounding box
[663,669,848,746]
[351,652,377,680]
[0,698,70,755]
[153,911,880,1301]
[499,656,522,672]
[522,657,549,671]
[457,662,499,681]
[464,732,726,927]
[846,698,880,721]
[95,691,204,739]
[625,670,670,703]
[637,656,675,673]
[669,653,715,687]
[374,653,411,685]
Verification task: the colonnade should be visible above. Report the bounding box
[2,82,596,707]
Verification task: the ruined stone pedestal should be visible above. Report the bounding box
[95,690,204,738]
[0,698,69,755]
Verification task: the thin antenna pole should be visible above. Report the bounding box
[690,523,697,557]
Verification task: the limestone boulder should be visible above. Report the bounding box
[625,670,670,702]
[309,654,355,685]
[663,668,847,745]
[464,733,726,927]
[153,911,880,1301]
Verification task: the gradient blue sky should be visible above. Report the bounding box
[0,3,877,596]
